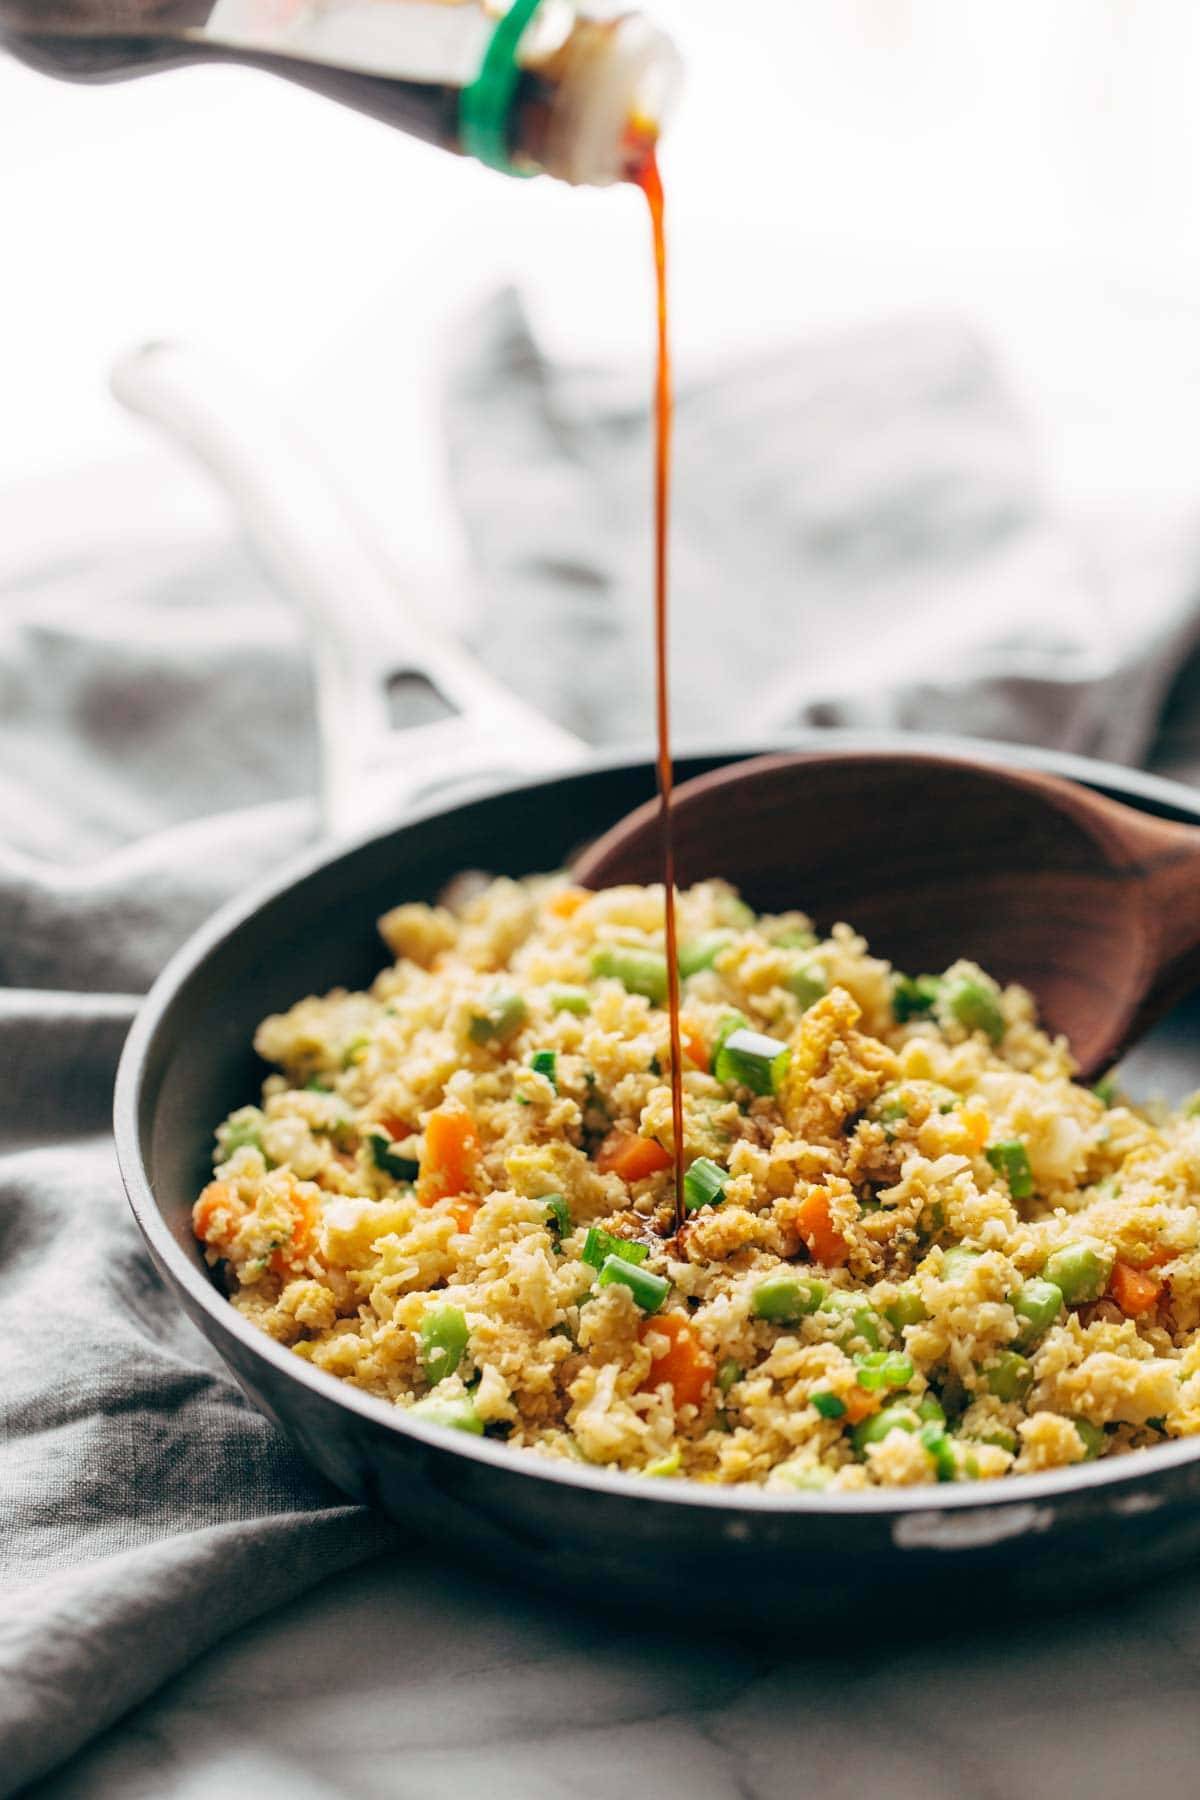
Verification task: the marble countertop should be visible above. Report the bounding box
[30,1543,1200,1799]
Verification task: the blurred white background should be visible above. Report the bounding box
[4,0,1200,597]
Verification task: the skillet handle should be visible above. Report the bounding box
[110,341,586,840]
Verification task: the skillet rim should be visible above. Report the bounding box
[114,728,1200,1520]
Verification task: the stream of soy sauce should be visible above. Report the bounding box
[638,148,686,1235]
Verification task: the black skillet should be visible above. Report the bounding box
[111,346,1200,1626]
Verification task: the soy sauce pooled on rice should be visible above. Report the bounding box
[194,876,1200,1490]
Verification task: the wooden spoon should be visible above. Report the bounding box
[573,751,1200,1080]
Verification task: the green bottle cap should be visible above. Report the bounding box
[460,0,544,176]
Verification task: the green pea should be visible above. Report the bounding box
[786,957,827,1011]
[468,990,528,1044]
[943,974,1005,1044]
[916,1394,946,1425]
[678,931,735,977]
[419,1305,470,1384]
[918,1420,957,1481]
[821,1292,882,1350]
[852,1405,919,1456]
[1043,1243,1112,1305]
[407,1393,483,1435]
[1012,1277,1063,1347]
[941,1246,982,1282]
[220,1106,265,1157]
[984,1350,1033,1403]
[717,897,757,929]
[885,1285,928,1331]
[771,926,817,951]
[752,1273,827,1323]
[979,1426,1018,1454]
[590,945,669,1005]
[1074,1418,1105,1461]
[548,985,591,1016]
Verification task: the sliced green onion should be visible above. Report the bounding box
[468,989,528,1045]
[941,1245,982,1282]
[786,956,827,1011]
[678,931,734,977]
[645,1449,682,1477]
[986,1140,1034,1200]
[419,1304,469,1384]
[590,944,668,1004]
[918,1419,957,1481]
[892,974,942,1022]
[916,1394,946,1424]
[597,1254,669,1313]
[548,984,591,1016]
[581,1226,648,1271]
[407,1393,483,1435]
[714,1027,791,1097]
[529,1049,558,1090]
[717,1358,743,1394]
[752,1273,827,1322]
[683,1156,730,1213]
[943,974,1004,1044]
[984,1350,1033,1403]
[855,1350,913,1391]
[368,1130,419,1183]
[709,1010,749,1072]
[341,1033,371,1068]
[885,1285,928,1331]
[1074,1418,1105,1460]
[810,1388,847,1420]
[543,1194,571,1241]
[1092,1073,1118,1108]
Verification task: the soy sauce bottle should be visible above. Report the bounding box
[0,2,681,186]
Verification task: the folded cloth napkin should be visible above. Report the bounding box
[5,302,1200,1794]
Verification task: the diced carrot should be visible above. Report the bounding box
[842,1387,882,1426]
[1110,1259,1161,1317]
[449,1198,480,1234]
[596,1130,673,1183]
[795,1188,849,1267]
[682,1026,708,1070]
[959,1105,991,1152]
[193,1180,241,1247]
[270,1183,321,1275]
[638,1313,716,1409]
[419,1105,480,1205]
[547,886,589,919]
[379,1113,410,1142]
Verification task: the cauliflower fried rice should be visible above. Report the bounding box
[193,876,1200,1492]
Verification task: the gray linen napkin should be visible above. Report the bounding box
[5,302,1200,1794]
